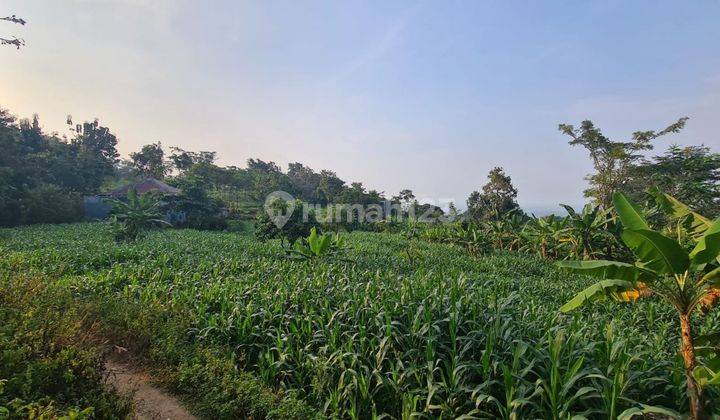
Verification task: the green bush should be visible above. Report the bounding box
[255,198,318,246]
[19,184,83,225]
[0,274,130,419]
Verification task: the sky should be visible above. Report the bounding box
[2,0,719,212]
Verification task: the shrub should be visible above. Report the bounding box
[0,275,130,418]
[19,184,83,225]
[255,198,318,246]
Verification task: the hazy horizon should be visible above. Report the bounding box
[2,0,719,209]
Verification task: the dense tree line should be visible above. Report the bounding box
[0,110,118,225]
[0,107,417,227]
[1,106,718,228]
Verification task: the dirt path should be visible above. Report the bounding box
[103,351,196,420]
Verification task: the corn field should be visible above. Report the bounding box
[1,223,718,418]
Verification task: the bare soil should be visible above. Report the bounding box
[103,348,196,420]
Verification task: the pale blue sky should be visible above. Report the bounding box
[2,1,719,210]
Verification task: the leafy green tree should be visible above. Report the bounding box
[255,198,317,246]
[169,147,216,174]
[68,117,120,192]
[560,203,616,260]
[558,192,720,419]
[287,162,321,202]
[0,109,120,225]
[559,118,687,208]
[317,170,345,204]
[521,215,569,259]
[467,167,519,222]
[246,159,291,202]
[130,142,168,179]
[391,189,415,213]
[630,145,719,217]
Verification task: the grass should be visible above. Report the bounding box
[1,223,718,418]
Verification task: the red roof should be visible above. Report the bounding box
[107,178,181,197]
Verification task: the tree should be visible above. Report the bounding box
[558,192,720,419]
[169,147,216,174]
[1,14,25,49]
[630,145,719,218]
[317,170,345,204]
[255,198,317,246]
[287,162,320,202]
[558,118,687,208]
[467,167,519,222]
[392,189,415,210]
[68,117,120,192]
[130,142,168,179]
[560,203,617,260]
[246,159,291,201]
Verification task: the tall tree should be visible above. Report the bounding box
[130,142,168,179]
[67,117,120,193]
[630,145,720,217]
[287,162,320,202]
[169,147,216,173]
[317,170,345,204]
[466,167,519,222]
[559,118,687,208]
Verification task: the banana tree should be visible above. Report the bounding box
[653,188,717,246]
[557,192,720,419]
[560,203,614,260]
[109,187,170,242]
[486,212,525,251]
[522,215,569,259]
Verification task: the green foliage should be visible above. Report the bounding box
[255,198,318,246]
[4,223,718,418]
[559,118,687,207]
[0,274,130,418]
[420,222,491,256]
[466,167,521,222]
[164,174,228,230]
[631,145,720,218]
[129,141,168,179]
[561,203,619,259]
[109,187,169,242]
[521,215,570,259]
[558,192,720,419]
[19,183,84,225]
[0,109,119,226]
[288,227,348,260]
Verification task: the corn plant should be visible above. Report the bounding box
[558,192,720,419]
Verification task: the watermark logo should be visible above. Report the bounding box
[264,190,296,228]
[264,190,462,226]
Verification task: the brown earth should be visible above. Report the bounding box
[103,348,196,420]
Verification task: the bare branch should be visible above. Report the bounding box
[1,15,26,25]
[0,36,24,49]
[1,14,27,49]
